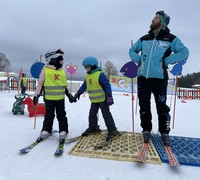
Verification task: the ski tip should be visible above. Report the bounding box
[54,152,63,156]
[19,149,30,154]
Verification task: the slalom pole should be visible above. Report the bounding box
[131,40,135,132]
[135,93,138,115]
[172,74,178,129]
[17,68,23,94]
[34,105,37,129]
[170,77,176,109]
[70,63,73,93]
[131,78,134,132]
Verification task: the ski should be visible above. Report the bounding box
[164,145,180,167]
[19,138,43,153]
[54,139,65,156]
[65,135,82,144]
[137,143,149,162]
[19,130,58,154]
[157,132,180,167]
[65,131,103,144]
[94,131,125,150]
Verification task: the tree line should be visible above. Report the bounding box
[178,72,200,88]
[0,53,11,72]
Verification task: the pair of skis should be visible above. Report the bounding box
[20,131,124,155]
[20,130,65,156]
[137,141,180,167]
[65,131,125,149]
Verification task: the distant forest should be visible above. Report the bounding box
[178,72,200,88]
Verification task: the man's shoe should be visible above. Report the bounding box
[161,133,170,146]
[142,131,151,143]
[81,126,101,136]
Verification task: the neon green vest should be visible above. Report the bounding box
[22,77,27,86]
[86,71,105,103]
[44,67,67,100]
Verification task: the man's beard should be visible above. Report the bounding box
[150,22,161,30]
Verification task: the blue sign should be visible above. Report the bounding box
[30,62,45,78]
[120,61,138,78]
[170,60,186,76]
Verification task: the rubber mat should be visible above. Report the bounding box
[68,131,161,164]
[151,134,200,167]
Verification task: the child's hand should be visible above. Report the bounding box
[106,95,114,106]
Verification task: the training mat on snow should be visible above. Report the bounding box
[68,131,161,164]
[151,134,200,167]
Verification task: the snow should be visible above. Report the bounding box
[0,91,200,180]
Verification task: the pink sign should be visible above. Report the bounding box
[66,64,77,75]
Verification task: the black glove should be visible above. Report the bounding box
[65,89,75,103]
[106,94,114,106]
[33,96,39,106]
[74,92,81,102]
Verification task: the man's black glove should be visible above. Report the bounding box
[65,89,75,103]
[33,96,39,106]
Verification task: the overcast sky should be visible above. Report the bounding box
[0,0,199,77]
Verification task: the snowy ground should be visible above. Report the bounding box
[0,91,200,180]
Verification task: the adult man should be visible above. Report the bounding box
[129,11,189,145]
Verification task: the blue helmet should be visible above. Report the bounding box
[82,57,98,67]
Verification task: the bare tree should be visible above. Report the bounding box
[0,53,11,71]
[103,60,118,79]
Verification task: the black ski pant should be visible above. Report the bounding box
[21,86,27,94]
[88,101,117,133]
[137,76,170,134]
[42,99,68,133]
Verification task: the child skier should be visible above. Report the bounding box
[33,49,74,142]
[74,56,118,141]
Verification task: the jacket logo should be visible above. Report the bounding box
[158,41,169,48]
[89,79,92,85]
[54,74,60,80]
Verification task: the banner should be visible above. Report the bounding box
[110,75,175,95]
[110,75,137,93]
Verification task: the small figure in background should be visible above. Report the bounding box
[21,73,27,95]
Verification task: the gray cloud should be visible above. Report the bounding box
[0,0,199,77]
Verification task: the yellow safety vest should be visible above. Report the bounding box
[86,71,105,103]
[44,67,67,100]
[22,77,27,86]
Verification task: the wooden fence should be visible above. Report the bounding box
[7,78,37,91]
[177,88,200,99]
[1,78,82,92]
[1,78,200,100]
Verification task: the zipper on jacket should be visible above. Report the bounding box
[146,38,156,78]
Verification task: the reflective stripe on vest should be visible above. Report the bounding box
[86,71,105,103]
[22,77,27,86]
[44,67,67,100]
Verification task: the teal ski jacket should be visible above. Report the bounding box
[129,27,189,79]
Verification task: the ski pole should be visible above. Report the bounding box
[34,105,37,129]
[172,74,178,129]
